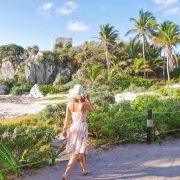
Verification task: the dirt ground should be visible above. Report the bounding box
[0,95,67,118]
[17,139,180,180]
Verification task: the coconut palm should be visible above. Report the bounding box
[125,38,142,59]
[99,23,119,68]
[132,58,153,75]
[126,9,157,76]
[86,65,102,85]
[153,21,180,80]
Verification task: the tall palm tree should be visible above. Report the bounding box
[153,21,180,81]
[99,23,119,68]
[126,9,157,76]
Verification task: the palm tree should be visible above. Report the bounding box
[126,9,157,76]
[153,21,180,80]
[132,58,153,75]
[99,23,119,68]
[86,65,102,85]
[125,38,142,59]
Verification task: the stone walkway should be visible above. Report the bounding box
[18,140,180,180]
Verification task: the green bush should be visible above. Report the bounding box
[111,75,156,92]
[0,125,57,165]
[39,85,70,96]
[88,94,180,142]
[40,103,66,127]
[10,83,32,95]
[157,88,180,98]
[0,80,15,94]
[170,66,180,79]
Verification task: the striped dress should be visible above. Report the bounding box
[66,111,88,154]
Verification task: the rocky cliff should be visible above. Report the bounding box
[0,52,71,85]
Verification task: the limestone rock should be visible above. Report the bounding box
[0,83,9,95]
[1,60,15,80]
[25,60,57,84]
[27,84,44,98]
[59,68,71,77]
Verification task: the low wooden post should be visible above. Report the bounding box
[147,108,153,144]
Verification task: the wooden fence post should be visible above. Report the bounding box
[147,108,153,144]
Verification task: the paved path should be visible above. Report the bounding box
[18,140,180,180]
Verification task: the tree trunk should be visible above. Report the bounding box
[142,36,146,77]
[105,44,110,69]
[166,46,170,81]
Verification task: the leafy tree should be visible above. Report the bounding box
[85,65,102,85]
[126,9,157,76]
[99,23,119,68]
[0,44,24,59]
[125,38,142,59]
[153,21,180,80]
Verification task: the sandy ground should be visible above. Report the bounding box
[16,140,180,180]
[0,95,68,118]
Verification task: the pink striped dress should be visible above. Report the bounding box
[66,111,88,154]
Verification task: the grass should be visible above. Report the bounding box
[0,114,48,126]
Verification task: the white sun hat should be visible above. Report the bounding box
[69,84,87,99]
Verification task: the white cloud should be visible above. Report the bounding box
[154,0,178,6]
[164,7,180,14]
[37,2,54,15]
[57,1,79,15]
[42,2,54,11]
[67,20,89,32]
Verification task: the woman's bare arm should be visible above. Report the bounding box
[63,103,71,130]
[85,95,93,112]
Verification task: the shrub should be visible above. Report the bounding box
[0,80,15,94]
[10,83,32,95]
[0,125,57,165]
[132,77,154,88]
[40,103,66,127]
[170,66,180,79]
[157,88,180,98]
[111,75,156,92]
[39,85,70,96]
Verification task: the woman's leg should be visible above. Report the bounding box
[78,153,88,174]
[62,153,79,179]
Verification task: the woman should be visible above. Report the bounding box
[62,84,93,180]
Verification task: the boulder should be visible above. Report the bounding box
[27,84,44,98]
[0,83,9,95]
[1,60,15,80]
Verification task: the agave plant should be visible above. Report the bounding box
[0,173,7,180]
[0,143,20,176]
[48,144,66,165]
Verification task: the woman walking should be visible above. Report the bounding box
[62,84,93,180]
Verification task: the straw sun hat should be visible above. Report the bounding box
[69,84,87,99]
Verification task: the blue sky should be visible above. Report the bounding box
[0,0,180,51]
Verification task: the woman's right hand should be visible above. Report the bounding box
[63,128,67,139]
[86,94,90,101]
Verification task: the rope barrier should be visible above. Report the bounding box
[154,111,180,114]
[159,128,180,134]
[88,114,146,126]
[0,114,146,138]
[0,130,56,138]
